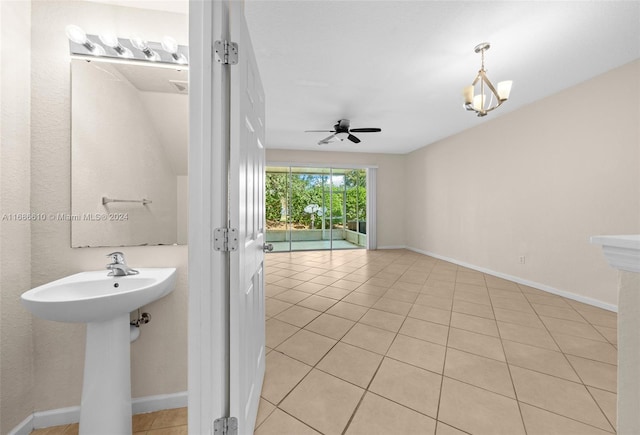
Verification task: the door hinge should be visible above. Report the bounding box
[213,228,238,252]
[213,417,238,435]
[214,40,238,65]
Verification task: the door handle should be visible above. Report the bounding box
[262,243,274,253]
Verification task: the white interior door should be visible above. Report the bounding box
[229,2,266,433]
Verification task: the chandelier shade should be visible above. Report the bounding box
[463,42,512,117]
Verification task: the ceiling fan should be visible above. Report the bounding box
[305,119,382,145]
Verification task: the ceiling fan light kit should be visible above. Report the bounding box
[463,42,513,117]
[305,119,382,145]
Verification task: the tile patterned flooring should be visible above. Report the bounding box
[258,249,617,435]
[31,248,618,435]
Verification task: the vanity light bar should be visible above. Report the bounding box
[65,25,188,66]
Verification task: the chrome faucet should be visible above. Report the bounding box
[106,251,139,277]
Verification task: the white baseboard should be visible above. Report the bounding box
[9,391,188,434]
[407,246,618,313]
[377,245,408,250]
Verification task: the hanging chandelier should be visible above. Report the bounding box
[463,42,512,117]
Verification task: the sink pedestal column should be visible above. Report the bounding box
[591,235,640,434]
[79,313,132,435]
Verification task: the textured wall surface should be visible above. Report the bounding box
[29,1,188,413]
[404,60,640,308]
[0,1,34,432]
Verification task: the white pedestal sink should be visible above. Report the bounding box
[21,268,177,435]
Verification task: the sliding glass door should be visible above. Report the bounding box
[265,166,367,252]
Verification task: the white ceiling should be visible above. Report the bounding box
[243,1,640,154]
[86,0,639,155]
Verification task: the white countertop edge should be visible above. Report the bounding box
[591,234,640,273]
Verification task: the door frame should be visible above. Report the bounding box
[188,0,229,433]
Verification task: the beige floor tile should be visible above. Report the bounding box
[456,272,486,286]
[408,304,451,325]
[261,351,312,404]
[326,301,369,321]
[414,294,453,310]
[399,273,429,285]
[502,339,580,382]
[493,307,544,328]
[275,277,307,289]
[488,287,526,300]
[147,426,187,435]
[594,325,617,345]
[552,333,617,365]
[265,318,300,348]
[304,313,355,340]
[354,283,388,296]
[447,328,505,362]
[150,408,187,429]
[275,305,322,327]
[369,357,442,417]
[383,288,419,303]
[387,334,446,374]
[438,377,526,435]
[497,321,559,351]
[435,421,468,435]
[345,392,436,435]
[520,403,613,435]
[542,316,607,342]
[490,296,536,314]
[341,323,396,355]
[421,286,455,300]
[265,283,288,298]
[315,286,352,300]
[532,304,585,322]
[332,279,363,291]
[255,398,276,428]
[450,312,498,337]
[317,342,383,388]
[359,308,405,332]
[342,273,370,283]
[294,281,328,294]
[296,294,337,311]
[444,348,514,398]
[587,386,617,430]
[392,281,423,293]
[567,355,617,392]
[273,290,310,304]
[485,276,520,291]
[133,411,157,432]
[308,275,339,286]
[342,291,381,307]
[577,310,617,329]
[280,369,364,435]
[399,317,449,346]
[265,298,293,318]
[524,293,571,308]
[367,277,397,288]
[453,291,492,307]
[510,366,612,431]
[371,297,413,316]
[290,271,320,282]
[452,299,494,319]
[254,409,321,435]
[276,329,337,366]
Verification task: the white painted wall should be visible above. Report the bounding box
[0,1,34,432]
[265,149,406,248]
[404,60,640,308]
[29,0,188,415]
[71,61,178,247]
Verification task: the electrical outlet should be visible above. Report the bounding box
[519,256,526,264]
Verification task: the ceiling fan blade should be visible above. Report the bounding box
[349,128,382,133]
[347,134,361,144]
[305,130,335,133]
[318,133,338,145]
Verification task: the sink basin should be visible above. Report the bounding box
[21,268,177,323]
[21,267,177,435]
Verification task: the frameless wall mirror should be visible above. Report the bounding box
[70,59,188,247]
